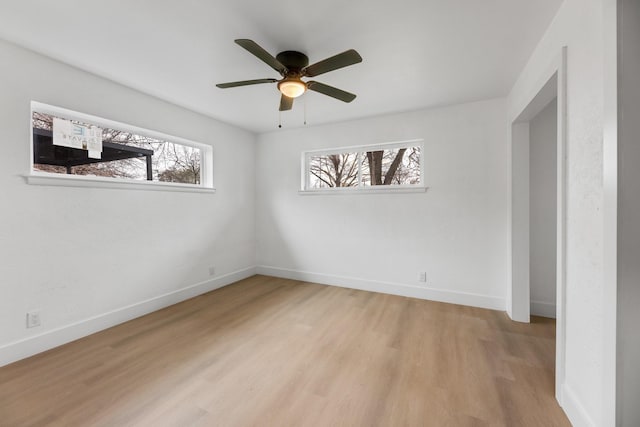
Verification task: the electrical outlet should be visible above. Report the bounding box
[419,272,427,283]
[26,311,41,328]
[208,266,216,276]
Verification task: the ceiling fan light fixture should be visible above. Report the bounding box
[278,79,306,98]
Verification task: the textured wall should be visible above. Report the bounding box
[256,98,509,310]
[0,40,256,364]
[508,0,607,425]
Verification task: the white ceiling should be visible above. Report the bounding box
[0,0,562,133]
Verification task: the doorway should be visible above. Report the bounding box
[510,74,561,323]
[529,99,558,319]
[509,48,567,402]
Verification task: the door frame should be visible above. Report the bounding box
[507,47,567,402]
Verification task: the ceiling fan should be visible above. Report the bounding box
[216,39,362,111]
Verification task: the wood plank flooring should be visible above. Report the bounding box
[0,275,570,426]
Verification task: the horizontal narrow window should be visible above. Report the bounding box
[30,102,213,189]
[302,140,425,192]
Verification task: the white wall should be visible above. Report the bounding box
[255,99,508,310]
[508,0,608,425]
[529,100,557,318]
[617,0,640,424]
[0,39,256,366]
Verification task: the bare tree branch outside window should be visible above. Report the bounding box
[308,145,421,189]
[309,153,359,188]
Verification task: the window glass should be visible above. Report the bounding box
[361,146,421,186]
[308,153,359,188]
[32,111,202,185]
[304,142,423,191]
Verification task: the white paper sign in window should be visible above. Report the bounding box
[53,117,103,159]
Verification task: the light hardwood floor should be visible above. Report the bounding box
[0,275,569,426]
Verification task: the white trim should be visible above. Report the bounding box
[530,300,556,318]
[31,101,209,152]
[303,139,424,155]
[507,47,568,406]
[509,53,564,123]
[299,186,428,195]
[25,172,216,193]
[0,267,256,368]
[357,151,364,187]
[555,46,569,407]
[256,266,505,311]
[601,0,618,425]
[30,101,214,189]
[561,383,597,427]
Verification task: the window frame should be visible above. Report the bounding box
[300,139,427,194]
[28,101,214,192]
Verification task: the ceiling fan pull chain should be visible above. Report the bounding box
[278,110,282,129]
[304,96,307,125]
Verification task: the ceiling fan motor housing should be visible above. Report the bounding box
[275,51,309,74]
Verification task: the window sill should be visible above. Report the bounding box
[298,186,428,195]
[24,173,216,193]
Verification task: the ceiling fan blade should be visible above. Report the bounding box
[280,94,294,111]
[306,81,356,103]
[235,39,287,75]
[303,49,362,77]
[216,78,277,88]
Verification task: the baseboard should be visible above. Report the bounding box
[0,266,256,368]
[531,300,556,318]
[561,383,596,427]
[256,266,505,311]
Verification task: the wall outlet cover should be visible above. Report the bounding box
[26,311,41,328]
